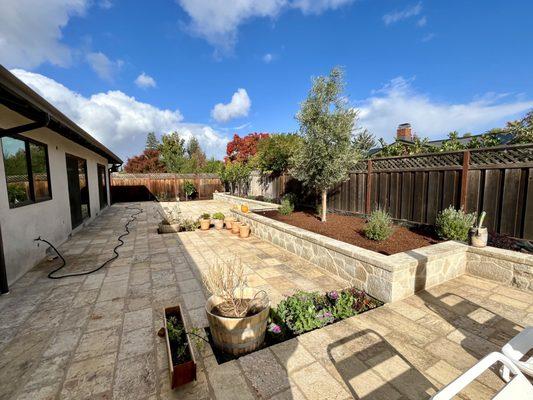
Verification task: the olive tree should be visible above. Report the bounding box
[291,67,359,222]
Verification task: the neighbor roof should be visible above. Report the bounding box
[0,65,122,165]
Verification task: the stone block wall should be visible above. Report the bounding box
[466,246,533,291]
[213,192,279,211]
[216,193,533,302]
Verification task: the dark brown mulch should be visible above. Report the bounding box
[257,210,440,255]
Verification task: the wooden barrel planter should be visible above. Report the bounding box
[205,288,270,356]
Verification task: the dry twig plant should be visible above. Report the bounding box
[202,258,251,317]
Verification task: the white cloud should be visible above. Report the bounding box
[98,0,113,9]
[417,16,427,27]
[86,52,123,82]
[177,0,353,53]
[263,53,274,63]
[10,69,228,159]
[383,2,422,26]
[135,72,157,88]
[357,77,533,141]
[0,0,89,69]
[211,88,251,123]
[421,33,435,42]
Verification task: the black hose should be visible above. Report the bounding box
[34,206,143,279]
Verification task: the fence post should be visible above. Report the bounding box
[460,150,470,210]
[366,160,373,215]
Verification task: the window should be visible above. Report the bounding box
[2,135,51,208]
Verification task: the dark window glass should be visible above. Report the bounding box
[2,136,52,208]
[2,137,31,207]
[29,142,51,201]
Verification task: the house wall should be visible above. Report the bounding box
[0,105,111,285]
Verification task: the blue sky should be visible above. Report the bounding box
[1,0,532,161]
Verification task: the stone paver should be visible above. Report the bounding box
[0,201,531,400]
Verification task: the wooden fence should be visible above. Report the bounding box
[257,144,533,240]
[110,173,223,202]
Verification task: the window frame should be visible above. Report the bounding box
[1,134,52,209]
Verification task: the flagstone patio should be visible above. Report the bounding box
[0,201,530,400]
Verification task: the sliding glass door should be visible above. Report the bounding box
[66,154,90,228]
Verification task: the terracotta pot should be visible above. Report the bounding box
[231,221,241,234]
[214,219,224,230]
[205,288,270,356]
[241,204,249,213]
[469,227,488,247]
[239,223,250,238]
[224,217,235,230]
[199,219,210,231]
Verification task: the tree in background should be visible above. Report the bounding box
[185,136,207,172]
[353,129,376,153]
[219,161,252,195]
[226,132,269,163]
[159,132,187,172]
[254,133,302,175]
[508,110,533,143]
[124,149,166,173]
[291,67,360,222]
[145,132,159,150]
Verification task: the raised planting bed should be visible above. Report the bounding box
[162,305,197,389]
[206,287,381,364]
[257,210,440,255]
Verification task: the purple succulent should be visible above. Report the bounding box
[268,323,282,334]
[328,290,339,301]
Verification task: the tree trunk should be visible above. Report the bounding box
[321,190,327,222]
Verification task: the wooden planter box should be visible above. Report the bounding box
[163,305,197,389]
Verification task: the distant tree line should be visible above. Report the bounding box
[123,132,223,174]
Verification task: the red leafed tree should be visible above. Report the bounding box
[124,149,166,173]
[226,132,269,163]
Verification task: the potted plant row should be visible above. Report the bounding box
[198,211,251,238]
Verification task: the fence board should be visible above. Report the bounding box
[482,170,502,233]
[499,169,522,235]
[524,169,533,239]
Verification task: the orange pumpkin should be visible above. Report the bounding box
[241,204,249,213]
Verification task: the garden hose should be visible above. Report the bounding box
[34,206,143,279]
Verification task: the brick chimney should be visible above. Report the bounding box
[396,123,412,141]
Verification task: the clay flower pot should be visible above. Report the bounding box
[231,221,241,234]
[199,218,211,231]
[469,227,488,247]
[239,223,250,238]
[214,219,224,230]
[224,217,235,230]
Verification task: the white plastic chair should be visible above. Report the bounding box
[431,352,533,400]
[501,326,533,381]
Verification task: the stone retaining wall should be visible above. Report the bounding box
[214,193,533,301]
[213,192,280,211]
[232,210,533,302]
[466,246,533,291]
[231,210,467,303]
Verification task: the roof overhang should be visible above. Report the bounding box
[0,65,122,165]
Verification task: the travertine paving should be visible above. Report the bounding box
[0,201,531,400]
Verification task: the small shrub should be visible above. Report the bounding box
[435,206,476,241]
[178,218,198,231]
[364,209,393,241]
[212,212,225,220]
[279,198,294,215]
[200,213,210,220]
[183,181,196,200]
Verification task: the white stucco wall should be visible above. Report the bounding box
[0,105,112,285]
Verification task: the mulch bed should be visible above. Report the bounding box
[257,210,440,255]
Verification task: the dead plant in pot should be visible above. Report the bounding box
[203,258,270,356]
[158,205,182,234]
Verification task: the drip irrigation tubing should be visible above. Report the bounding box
[34,206,143,279]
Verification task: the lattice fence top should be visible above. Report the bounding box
[372,152,463,171]
[112,173,220,179]
[470,145,533,167]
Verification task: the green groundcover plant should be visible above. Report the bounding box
[267,288,381,341]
